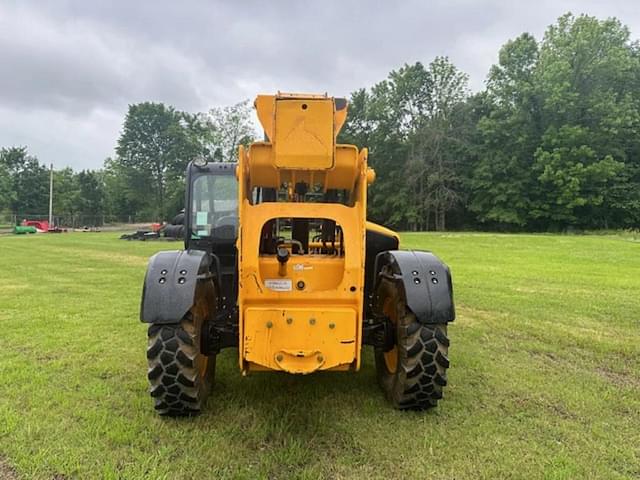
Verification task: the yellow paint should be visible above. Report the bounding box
[274,98,334,170]
[365,221,400,242]
[243,307,357,373]
[237,92,375,374]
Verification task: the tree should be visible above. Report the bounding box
[531,14,640,228]
[341,60,470,230]
[469,14,640,230]
[77,170,105,221]
[406,57,469,231]
[115,102,202,219]
[0,163,15,212]
[341,63,436,228]
[103,157,148,220]
[0,147,48,215]
[470,33,541,228]
[52,167,80,216]
[196,100,257,162]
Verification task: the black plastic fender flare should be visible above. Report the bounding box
[373,250,455,324]
[140,250,218,324]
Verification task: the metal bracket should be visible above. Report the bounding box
[202,308,239,355]
[362,316,395,351]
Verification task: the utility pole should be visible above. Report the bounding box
[48,163,53,227]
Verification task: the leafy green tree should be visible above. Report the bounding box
[0,147,48,215]
[103,157,150,220]
[471,14,640,230]
[77,170,105,221]
[341,63,435,227]
[0,163,15,212]
[115,102,202,219]
[196,100,257,162]
[406,57,469,230]
[531,14,640,228]
[470,33,541,227]
[52,167,80,216]
[342,60,470,230]
[532,126,625,226]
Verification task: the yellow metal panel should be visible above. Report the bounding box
[254,95,275,142]
[236,91,391,376]
[259,256,345,292]
[365,221,400,243]
[255,93,347,146]
[334,99,348,137]
[274,99,334,170]
[246,143,359,191]
[243,307,357,373]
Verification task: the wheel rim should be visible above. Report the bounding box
[382,295,398,373]
[191,287,212,381]
[198,356,208,377]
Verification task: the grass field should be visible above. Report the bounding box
[0,232,638,479]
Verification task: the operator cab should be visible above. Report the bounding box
[185,161,238,305]
[185,161,238,250]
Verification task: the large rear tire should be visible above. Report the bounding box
[374,277,450,410]
[146,283,216,416]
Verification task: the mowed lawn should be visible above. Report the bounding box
[0,232,638,479]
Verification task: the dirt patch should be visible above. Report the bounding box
[0,455,18,480]
[596,366,640,388]
[508,396,577,420]
[528,350,561,363]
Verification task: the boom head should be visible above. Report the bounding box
[254,92,348,170]
[245,92,366,193]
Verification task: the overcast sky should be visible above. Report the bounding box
[1,0,639,170]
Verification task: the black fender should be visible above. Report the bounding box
[373,250,455,324]
[140,250,218,324]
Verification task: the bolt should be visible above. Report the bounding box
[431,278,439,284]
[180,269,187,275]
[317,355,324,363]
[276,354,283,362]
[161,269,168,275]
[413,278,421,284]
[159,277,166,284]
[309,318,316,325]
[329,323,335,329]
[266,321,273,328]
[286,317,293,324]
[412,270,419,276]
[178,277,186,284]
[429,270,437,276]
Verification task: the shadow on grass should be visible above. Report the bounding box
[165,349,432,476]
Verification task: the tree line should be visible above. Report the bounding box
[0,101,256,223]
[2,13,639,230]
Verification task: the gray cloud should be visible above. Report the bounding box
[1,0,639,170]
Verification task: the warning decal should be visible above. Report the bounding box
[264,279,292,291]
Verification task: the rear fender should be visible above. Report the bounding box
[140,250,217,324]
[373,250,455,324]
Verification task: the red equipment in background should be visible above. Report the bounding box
[21,220,49,232]
[20,220,67,233]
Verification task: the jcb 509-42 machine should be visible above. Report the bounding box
[140,93,455,416]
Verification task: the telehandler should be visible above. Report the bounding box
[140,93,455,415]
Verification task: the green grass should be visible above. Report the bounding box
[0,232,638,479]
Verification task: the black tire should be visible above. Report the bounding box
[146,283,216,416]
[163,224,184,239]
[171,212,185,226]
[374,277,450,410]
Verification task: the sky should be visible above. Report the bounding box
[1,0,639,170]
